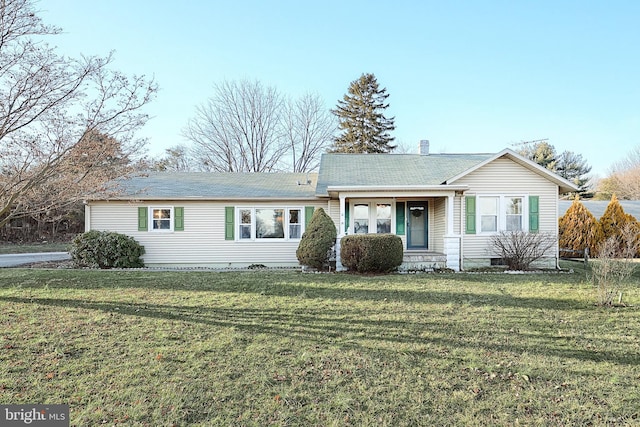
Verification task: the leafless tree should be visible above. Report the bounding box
[183,80,334,172]
[282,92,335,172]
[183,79,288,172]
[597,145,640,200]
[146,144,194,172]
[0,0,157,228]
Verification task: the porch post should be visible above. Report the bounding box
[336,195,346,271]
[447,194,454,235]
[444,193,461,271]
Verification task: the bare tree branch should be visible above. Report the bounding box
[282,92,335,172]
[0,0,158,228]
[183,80,333,172]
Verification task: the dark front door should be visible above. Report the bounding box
[407,201,428,249]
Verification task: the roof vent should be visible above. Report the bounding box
[419,139,430,155]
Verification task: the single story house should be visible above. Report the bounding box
[85,143,578,270]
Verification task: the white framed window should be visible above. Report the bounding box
[289,209,302,239]
[477,195,527,234]
[376,203,392,233]
[239,208,252,239]
[349,200,394,234]
[353,203,369,234]
[150,207,173,231]
[506,197,523,231]
[479,197,498,233]
[237,207,304,241]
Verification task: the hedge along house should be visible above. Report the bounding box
[84,144,577,270]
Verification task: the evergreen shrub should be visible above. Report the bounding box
[340,234,403,273]
[599,194,640,256]
[296,208,337,270]
[558,195,602,257]
[70,230,145,268]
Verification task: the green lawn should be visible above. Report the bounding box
[0,266,638,426]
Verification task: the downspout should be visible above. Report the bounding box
[336,194,346,271]
[459,193,464,270]
[84,201,90,232]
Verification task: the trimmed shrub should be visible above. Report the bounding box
[341,234,403,273]
[296,208,337,270]
[70,230,145,269]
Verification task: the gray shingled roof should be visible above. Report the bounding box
[315,153,493,195]
[96,172,319,200]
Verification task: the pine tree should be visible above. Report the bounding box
[558,195,602,256]
[329,73,396,153]
[518,141,592,196]
[519,141,557,170]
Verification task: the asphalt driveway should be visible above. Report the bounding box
[0,252,71,267]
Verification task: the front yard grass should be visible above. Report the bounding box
[0,267,638,426]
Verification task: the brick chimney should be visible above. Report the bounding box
[419,140,430,155]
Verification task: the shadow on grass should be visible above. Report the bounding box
[2,295,637,366]
[0,270,591,312]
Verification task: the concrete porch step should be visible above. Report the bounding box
[400,250,447,272]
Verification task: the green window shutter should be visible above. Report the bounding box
[465,196,476,234]
[304,206,315,226]
[224,206,235,240]
[174,207,184,231]
[345,203,350,233]
[138,207,148,231]
[395,202,405,235]
[529,196,539,233]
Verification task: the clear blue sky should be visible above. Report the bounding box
[44,0,639,177]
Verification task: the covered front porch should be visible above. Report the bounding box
[326,185,467,271]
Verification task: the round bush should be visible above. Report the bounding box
[340,234,403,273]
[70,230,145,269]
[296,208,337,269]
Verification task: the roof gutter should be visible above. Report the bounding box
[325,184,470,198]
[86,196,322,203]
[327,184,470,192]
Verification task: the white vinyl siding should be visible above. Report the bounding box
[432,198,446,253]
[456,157,559,266]
[87,200,328,268]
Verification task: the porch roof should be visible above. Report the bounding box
[315,153,492,196]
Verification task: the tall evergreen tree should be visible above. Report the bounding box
[520,141,557,170]
[518,141,592,196]
[329,73,396,153]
